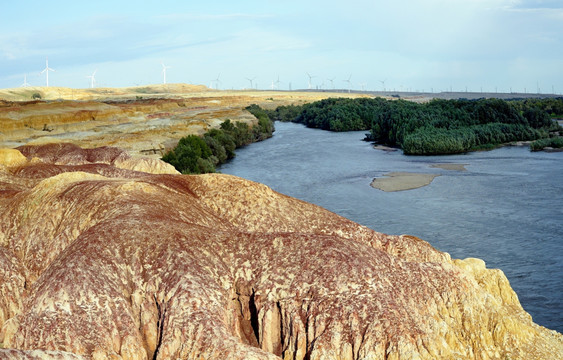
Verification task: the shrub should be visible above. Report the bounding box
[162,112,275,173]
[530,136,563,151]
[206,128,236,159]
[262,97,561,155]
[162,135,214,174]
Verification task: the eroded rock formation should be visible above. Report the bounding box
[0,144,561,359]
[0,90,367,158]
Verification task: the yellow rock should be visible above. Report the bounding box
[0,149,27,168]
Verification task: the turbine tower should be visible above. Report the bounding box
[161,62,171,84]
[306,72,316,90]
[214,73,222,90]
[275,75,282,90]
[21,74,31,87]
[245,77,256,89]
[379,79,387,91]
[86,70,97,88]
[343,74,352,93]
[327,77,335,89]
[40,57,55,87]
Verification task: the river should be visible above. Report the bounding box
[219,121,563,333]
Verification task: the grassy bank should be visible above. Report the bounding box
[162,105,274,174]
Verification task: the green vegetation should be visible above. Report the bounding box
[401,123,545,155]
[245,104,275,141]
[264,103,306,123]
[530,136,563,151]
[31,92,42,99]
[163,97,561,170]
[135,87,153,94]
[262,98,378,131]
[511,98,563,120]
[162,106,274,174]
[258,97,563,154]
[162,135,215,174]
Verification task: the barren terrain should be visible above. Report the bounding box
[0,84,369,157]
[0,144,561,359]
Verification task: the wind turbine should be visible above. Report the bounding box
[360,83,367,91]
[327,77,335,89]
[275,75,282,90]
[86,69,97,88]
[306,72,316,90]
[343,74,352,93]
[213,73,222,90]
[379,79,387,92]
[21,74,31,87]
[40,57,55,87]
[161,62,171,84]
[245,77,256,89]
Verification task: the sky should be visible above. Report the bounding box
[1,0,562,93]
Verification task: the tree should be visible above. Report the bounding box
[162,135,214,174]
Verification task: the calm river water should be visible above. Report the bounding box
[219,121,563,333]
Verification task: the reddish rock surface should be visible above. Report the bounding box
[0,144,562,359]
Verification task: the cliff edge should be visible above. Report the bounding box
[0,144,561,359]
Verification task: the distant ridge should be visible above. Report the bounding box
[0,83,212,101]
[3,82,560,103]
[298,88,562,101]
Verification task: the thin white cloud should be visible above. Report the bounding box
[158,13,274,21]
[1,0,561,91]
[508,0,563,9]
[231,28,311,53]
[1,50,16,61]
[505,7,563,24]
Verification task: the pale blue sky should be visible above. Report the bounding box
[1,0,562,93]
